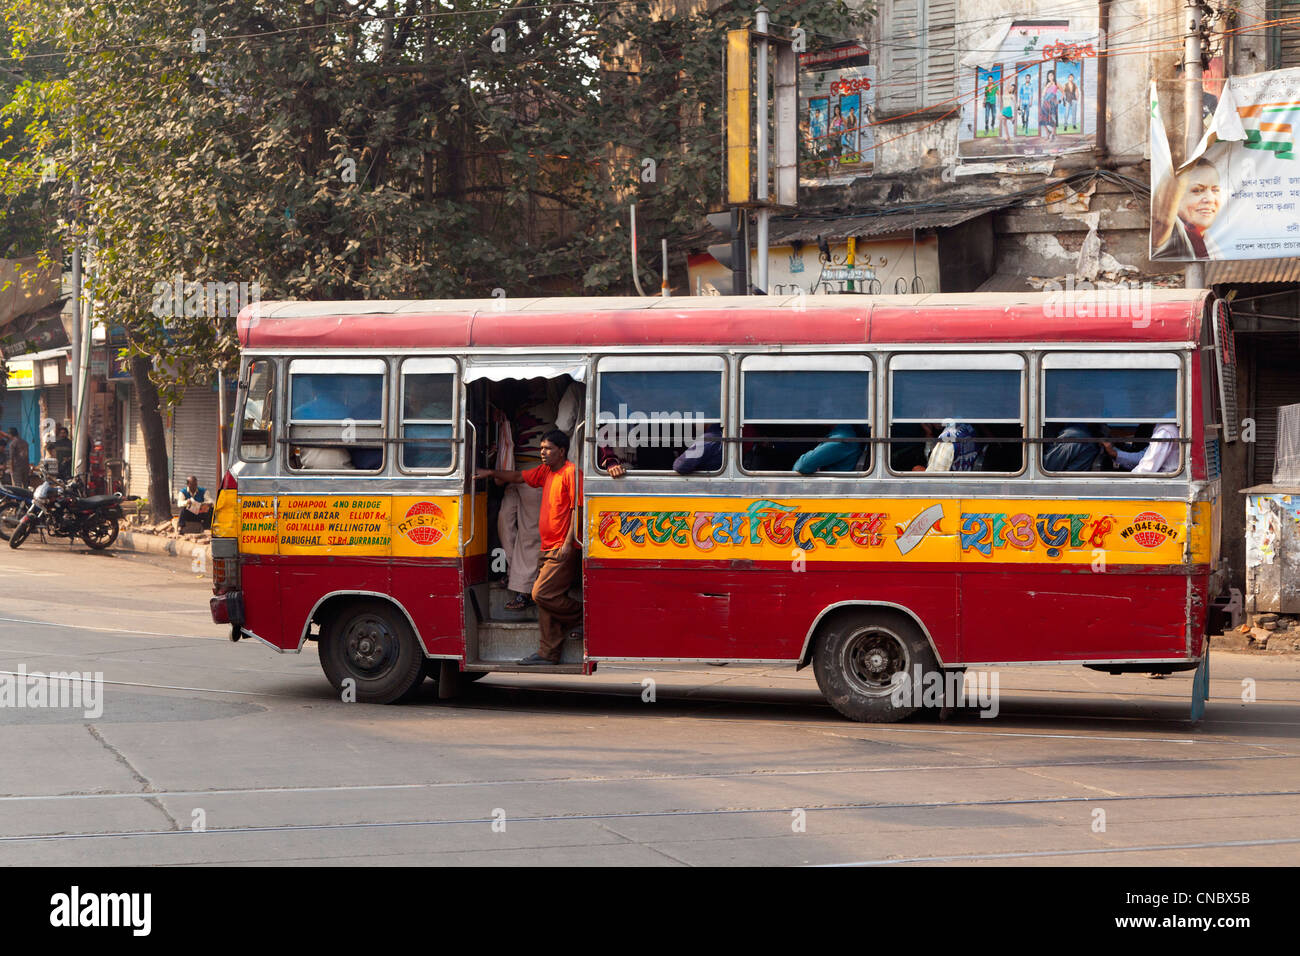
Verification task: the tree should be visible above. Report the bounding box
[0,0,870,519]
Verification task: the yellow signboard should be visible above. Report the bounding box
[587,497,1206,565]
[231,495,461,557]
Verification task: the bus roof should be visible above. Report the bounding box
[237,290,1210,350]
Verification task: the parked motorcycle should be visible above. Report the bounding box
[0,483,33,541]
[7,474,133,551]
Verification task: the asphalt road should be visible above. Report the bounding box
[1,538,1298,867]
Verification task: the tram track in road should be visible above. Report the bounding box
[1,787,1298,847]
[1,752,1297,807]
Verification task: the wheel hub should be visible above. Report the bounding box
[346,618,394,673]
[843,628,909,696]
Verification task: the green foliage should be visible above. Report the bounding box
[0,0,870,387]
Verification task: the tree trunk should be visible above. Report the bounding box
[130,353,173,524]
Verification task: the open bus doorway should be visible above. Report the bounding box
[462,367,588,673]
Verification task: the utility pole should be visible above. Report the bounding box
[1184,0,1206,291]
[754,4,770,294]
[69,179,82,476]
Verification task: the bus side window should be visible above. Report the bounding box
[888,355,1025,474]
[400,359,456,472]
[239,360,275,462]
[740,356,872,474]
[595,357,725,474]
[1041,356,1180,474]
[287,358,386,472]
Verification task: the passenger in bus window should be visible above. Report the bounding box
[1042,424,1103,472]
[793,424,863,474]
[292,444,355,470]
[673,423,723,474]
[1103,416,1179,473]
[925,421,982,472]
[890,423,934,472]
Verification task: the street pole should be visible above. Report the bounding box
[1184,0,1205,291]
[754,4,769,294]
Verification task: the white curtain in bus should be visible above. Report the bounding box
[463,364,586,383]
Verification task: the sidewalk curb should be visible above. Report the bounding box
[117,530,211,568]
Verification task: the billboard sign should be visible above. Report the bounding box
[1150,68,1300,261]
[958,21,1099,159]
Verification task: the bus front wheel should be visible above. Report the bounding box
[812,609,937,722]
[319,600,425,704]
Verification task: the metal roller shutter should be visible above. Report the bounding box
[172,384,220,492]
[1252,353,1300,483]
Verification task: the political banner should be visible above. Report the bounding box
[1151,67,1300,261]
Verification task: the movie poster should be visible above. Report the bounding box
[800,43,875,185]
[958,21,1098,159]
[1150,67,1300,261]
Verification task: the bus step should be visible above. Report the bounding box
[474,620,583,665]
[487,588,540,621]
[463,662,586,675]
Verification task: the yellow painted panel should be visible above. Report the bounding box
[238,496,278,554]
[391,496,459,557]
[232,494,463,557]
[587,497,1198,565]
[726,29,751,205]
[212,488,239,538]
[278,495,392,555]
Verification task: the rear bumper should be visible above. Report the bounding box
[210,591,245,626]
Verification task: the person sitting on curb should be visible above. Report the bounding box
[175,475,212,532]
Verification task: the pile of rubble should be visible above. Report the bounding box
[125,514,212,542]
[1240,614,1300,651]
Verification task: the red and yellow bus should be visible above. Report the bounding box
[210,291,1231,721]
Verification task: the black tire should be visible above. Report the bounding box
[319,600,426,704]
[81,514,119,550]
[812,609,939,722]
[0,500,20,541]
[8,515,32,549]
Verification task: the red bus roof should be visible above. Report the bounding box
[237,290,1210,350]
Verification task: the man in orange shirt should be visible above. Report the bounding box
[477,430,583,664]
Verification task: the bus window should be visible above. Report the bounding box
[400,358,457,472]
[287,358,386,472]
[740,355,872,473]
[1041,353,1180,474]
[238,360,275,462]
[889,354,1025,474]
[595,356,724,473]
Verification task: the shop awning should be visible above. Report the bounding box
[766,206,996,244]
[1207,258,1300,285]
[0,299,69,358]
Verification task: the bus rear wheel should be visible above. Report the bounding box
[812,609,937,722]
[319,601,425,704]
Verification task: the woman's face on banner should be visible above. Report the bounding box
[1179,165,1222,230]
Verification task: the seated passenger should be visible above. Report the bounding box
[793,424,861,475]
[1103,417,1178,473]
[674,424,723,474]
[348,446,383,469]
[926,421,982,472]
[292,444,355,470]
[890,422,932,472]
[1043,424,1102,472]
